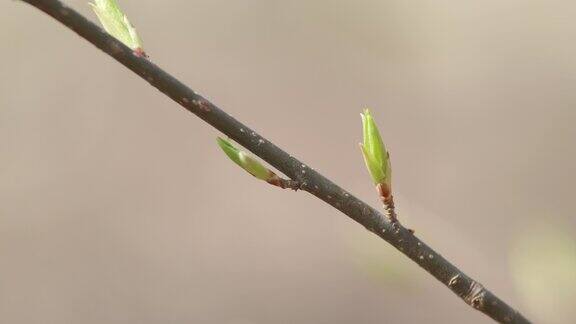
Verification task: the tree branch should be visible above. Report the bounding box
[19,1,530,323]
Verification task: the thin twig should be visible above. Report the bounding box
[19,1,530,323]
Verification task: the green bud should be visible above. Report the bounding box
[90,0,144,53]
[216,137,273,181]
[360,109,392,188]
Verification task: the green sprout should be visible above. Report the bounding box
[360,109,392,190]
[90,0,144,53]
[217,137,274,182]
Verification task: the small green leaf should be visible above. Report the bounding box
[90,0,143,52]
[217,137,272,181]
[360,109,391,188]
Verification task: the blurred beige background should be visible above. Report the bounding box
[1,0,575,323]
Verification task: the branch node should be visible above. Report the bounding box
[465,280,487,310]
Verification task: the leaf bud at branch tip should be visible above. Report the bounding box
[360,108,392,193]
[360,109,401,224]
